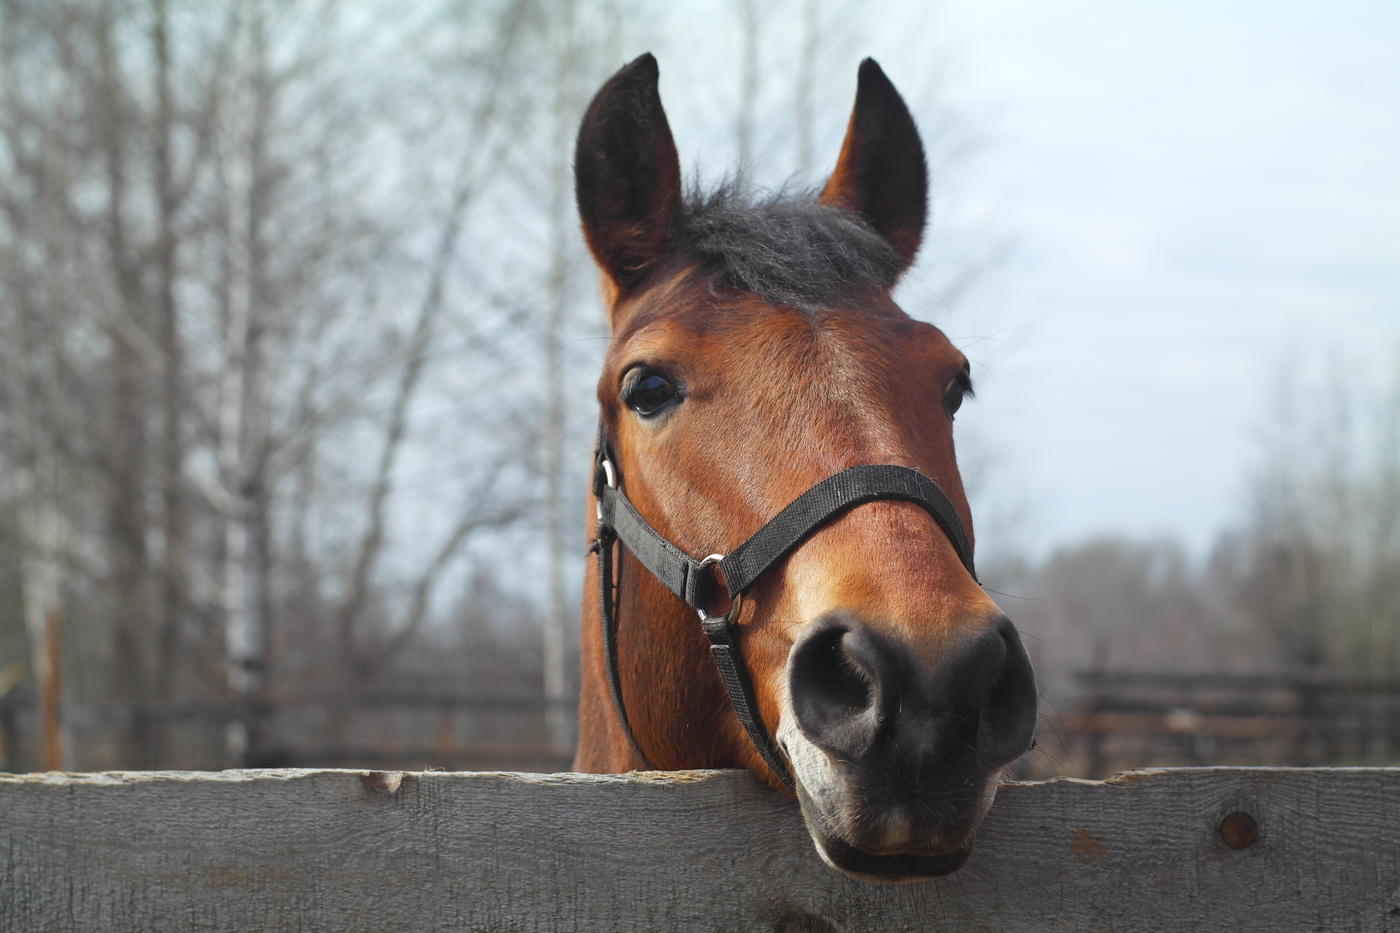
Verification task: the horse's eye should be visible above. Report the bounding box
[943,385,964,418]
[943,370,973,419]
[624,371,679,417]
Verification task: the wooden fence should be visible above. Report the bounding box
[0,690,575,773]
[2,767,1398,931]
[1062,669,1400,776]
[8,668,1399,777]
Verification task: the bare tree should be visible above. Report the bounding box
[541,0,583,754]
[0,0,557,769]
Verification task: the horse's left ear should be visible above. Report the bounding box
[575,53,683,310]
[819,59,928,277]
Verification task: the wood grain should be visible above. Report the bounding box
[2,767,1398,931]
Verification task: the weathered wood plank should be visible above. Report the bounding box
[2,767,1398,932]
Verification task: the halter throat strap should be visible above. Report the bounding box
[590,424,977,789]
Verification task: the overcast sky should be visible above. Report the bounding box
[921,1,1400,558]
[640,1,1400,562]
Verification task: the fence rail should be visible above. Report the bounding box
[7,669,1400,776]
[0,690,576,772]
[2,767,1398,931]
[1063,669,1400,776]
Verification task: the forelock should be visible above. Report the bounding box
[668,182,901,310]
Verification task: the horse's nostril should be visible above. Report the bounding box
[789,618,886,759]
[976,618,1039,766]
[941,626,1007,713]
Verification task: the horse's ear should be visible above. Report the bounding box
[819,59,928,276]
[575,53,682,308]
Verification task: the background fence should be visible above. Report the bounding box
[1052,668,1400,777]
[7,667,1399,778]
[0,689,573,774]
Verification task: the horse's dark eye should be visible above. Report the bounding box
[943,385,964,418]
[624,371,679,416]
[943,370,973,419]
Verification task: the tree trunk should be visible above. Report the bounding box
[151,0,189,727]
[542,0,582,756]
[218,0,266,766]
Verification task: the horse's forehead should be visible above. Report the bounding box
[613,292,949,374]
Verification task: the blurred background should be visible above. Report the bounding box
[0,0,1396,778]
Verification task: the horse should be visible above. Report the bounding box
[571,53,1037,883]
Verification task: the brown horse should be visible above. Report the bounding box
[572,54,1037,883]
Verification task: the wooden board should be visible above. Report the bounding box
[2,767,1398,932]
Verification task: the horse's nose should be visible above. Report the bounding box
[787,611,1037,770]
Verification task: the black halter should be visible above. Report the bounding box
[589,423,978,789]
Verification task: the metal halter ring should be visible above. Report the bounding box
[695,554,743,625]
[594,458,618,520]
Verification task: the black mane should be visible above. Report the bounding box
[669,183,902,309]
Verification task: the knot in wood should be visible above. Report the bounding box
[1219,810,1257,849]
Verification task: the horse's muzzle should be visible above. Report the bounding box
[782,610,1037,880]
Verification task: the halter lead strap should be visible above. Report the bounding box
[591,425,977,790]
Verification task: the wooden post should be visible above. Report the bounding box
[41,606,62,771]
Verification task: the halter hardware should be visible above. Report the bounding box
[590,422,977,790]
[693,555,744,627]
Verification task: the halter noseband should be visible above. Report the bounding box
[590,423,978,789]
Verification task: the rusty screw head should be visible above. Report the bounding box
[1220,811,1258,849]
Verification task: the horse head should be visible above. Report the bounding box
[572,53,1037,882]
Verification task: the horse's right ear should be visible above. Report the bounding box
[575,53,682,309]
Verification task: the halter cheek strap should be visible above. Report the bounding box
[590,423,977,789]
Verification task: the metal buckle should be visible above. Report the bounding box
[695,554,743,632]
